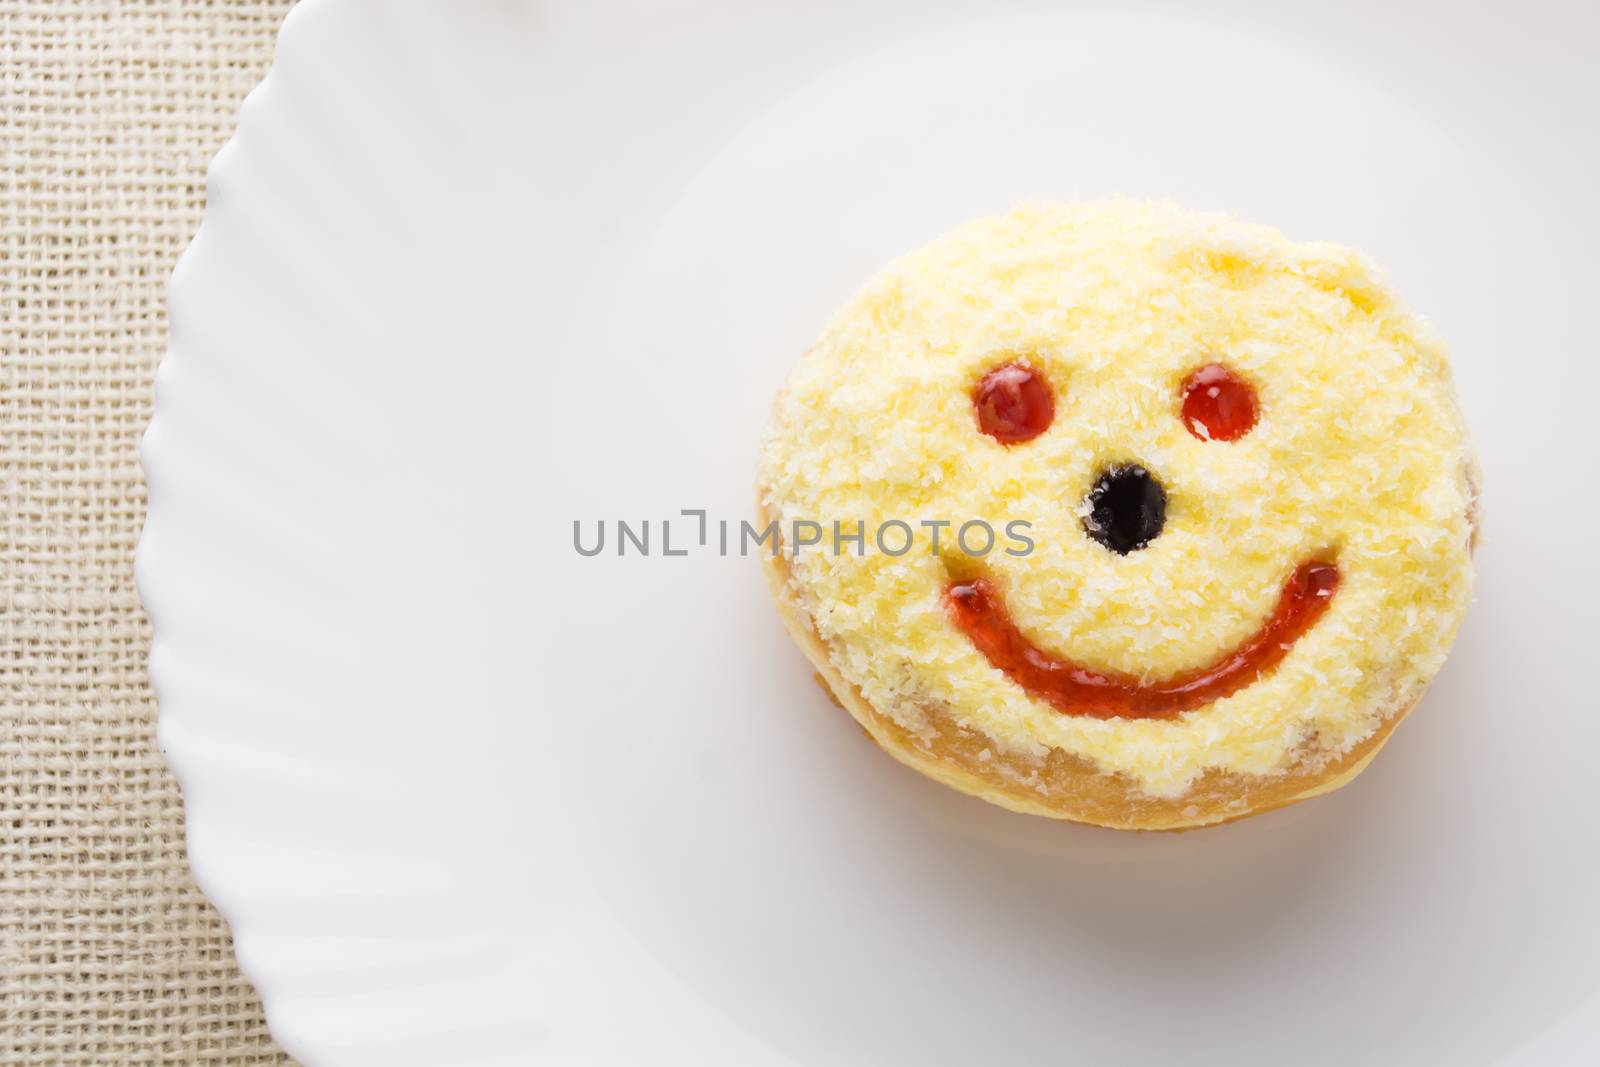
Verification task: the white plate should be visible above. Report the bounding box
[138,1,1600,1063]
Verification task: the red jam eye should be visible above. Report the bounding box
[974,361,1054,444]
[1181,362,1259,441]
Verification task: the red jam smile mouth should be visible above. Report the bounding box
[946,560,1340,720]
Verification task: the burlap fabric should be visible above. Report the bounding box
[2,2,296,1062]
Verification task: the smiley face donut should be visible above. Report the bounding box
[758,201,1477,831]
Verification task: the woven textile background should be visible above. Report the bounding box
[2,2,295,1062]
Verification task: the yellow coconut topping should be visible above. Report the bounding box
[759,200,1476,800]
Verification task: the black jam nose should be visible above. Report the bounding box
[1083,464,1167,555]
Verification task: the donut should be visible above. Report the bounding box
[758,201,1477,831]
